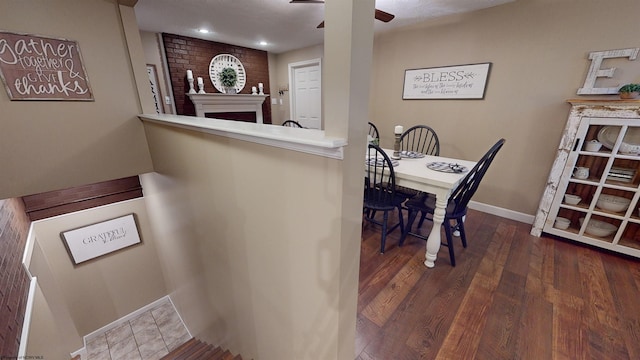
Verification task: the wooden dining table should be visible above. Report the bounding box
[380,148,477,268]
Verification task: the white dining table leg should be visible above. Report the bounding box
[424,193,448,268]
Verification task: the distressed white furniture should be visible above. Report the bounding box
[380,149,476,268]
[188,93,269,123]
[531,99,640,258]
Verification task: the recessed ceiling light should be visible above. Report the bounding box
[258,41,268,46]
[198,29,210,34]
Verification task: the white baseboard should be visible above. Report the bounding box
[468,200,535,224]
[70,347,86,359]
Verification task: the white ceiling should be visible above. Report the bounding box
[134,0,515,54]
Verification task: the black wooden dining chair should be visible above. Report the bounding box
[399,138,505,266]
[400,125,440,155]
[395,125,441,200]
[368,122,380,142]
[282,120,303,128]
[363,144,405,253]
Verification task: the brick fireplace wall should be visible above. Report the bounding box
[0,198,30,358]
[163,33,272,124]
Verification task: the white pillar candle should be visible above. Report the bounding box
[197,76,203,85]
[186,69,193,79]
[394,125,403,134]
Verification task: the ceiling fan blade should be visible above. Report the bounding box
[306,4,394,28]
[374,9,395,22]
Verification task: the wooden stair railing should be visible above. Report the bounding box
[160,338,246,360]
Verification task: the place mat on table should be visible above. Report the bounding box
[399,151,425,159]
[426,161,468,173]
[366,157,400,167]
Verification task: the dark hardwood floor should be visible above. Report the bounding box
[357,209,640,359]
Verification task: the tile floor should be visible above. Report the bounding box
[84,298,191,360]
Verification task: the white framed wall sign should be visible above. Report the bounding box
[403,62,491,100]
[61,214,141,265]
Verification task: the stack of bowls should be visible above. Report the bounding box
[596,194,631,213]
[564,194,581,205]
[579,217,618,237]
[554,217,571,230]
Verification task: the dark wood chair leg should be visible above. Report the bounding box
[397,204,404,240]
[457,218,467,248]
[380,211,389,253]
[417,211,427,229]
[399,208,418,246]
[443,220,456,267]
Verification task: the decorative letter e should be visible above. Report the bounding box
[578,48,639,95]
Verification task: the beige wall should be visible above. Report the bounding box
[322,1,374,358]
[0,0,153,199]
[141,123,346,359]
[27,238,83,352]
[271,45,324,125]
[368,0,640,215]
[29,199,167,337]
[24,281,71,360]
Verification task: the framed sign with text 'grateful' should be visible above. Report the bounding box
[61,214,141,265]
[0,30,93,100]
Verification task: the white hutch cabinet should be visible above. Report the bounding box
[531,99,640,258]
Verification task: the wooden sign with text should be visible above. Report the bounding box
[61,214,141,265]
[403,63,491,100]
[0,31,93,100]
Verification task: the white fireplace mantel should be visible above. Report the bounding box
[188,93,269,123]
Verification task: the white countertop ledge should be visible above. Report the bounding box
[139,114,347,159]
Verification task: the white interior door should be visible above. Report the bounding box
[289,59,322,129]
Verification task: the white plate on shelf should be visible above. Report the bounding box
[597,126,640,154]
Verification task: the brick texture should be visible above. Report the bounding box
[162,33,272,124]
[0,198,30,359]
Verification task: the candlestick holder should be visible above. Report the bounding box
[392,133,401,159]
[258,84,264,95]
[197,82,205,94]
[187,78,196,94]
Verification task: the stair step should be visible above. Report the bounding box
[164,338,198,359]
[175,340,207,360]
[221,350,235,360]
[160,338,248,360]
